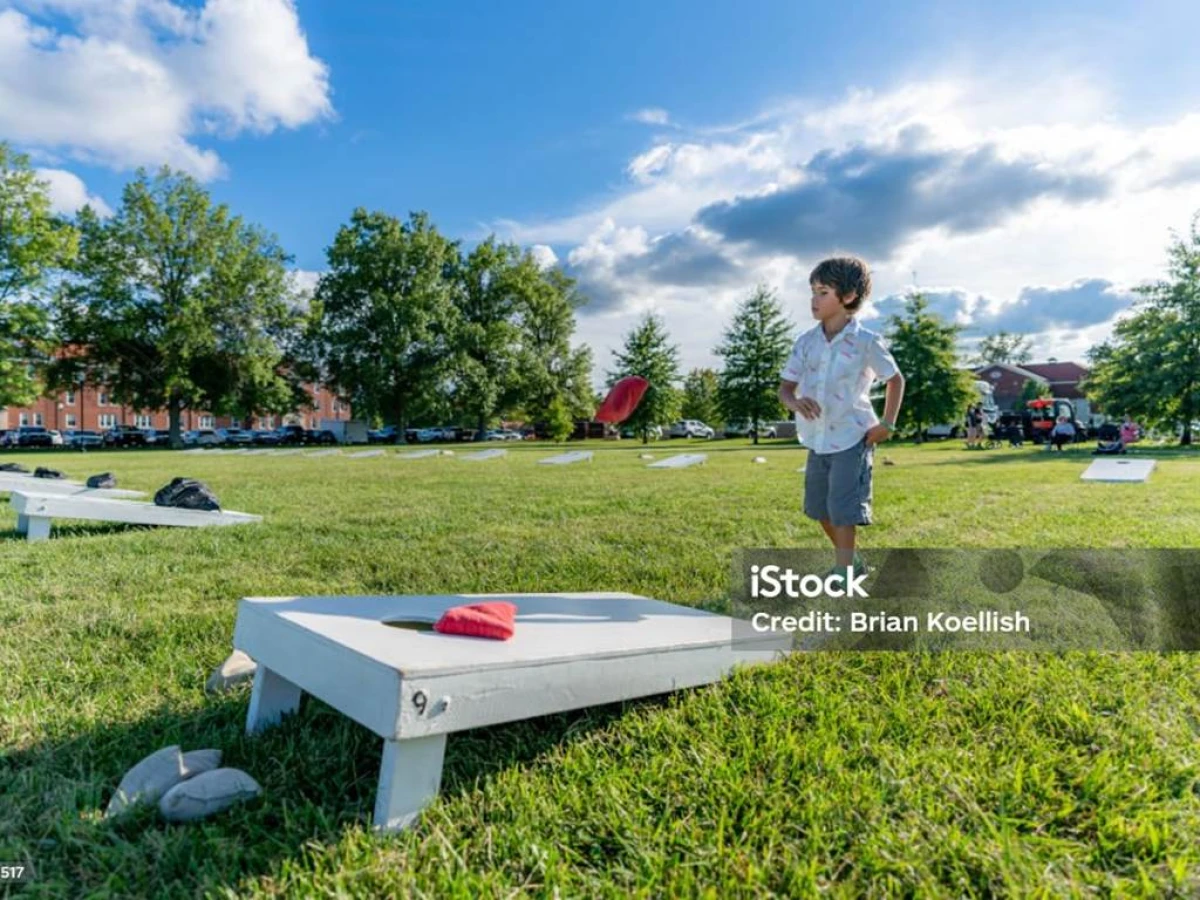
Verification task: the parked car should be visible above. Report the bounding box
[668,420,716,439]
[218,428,255,446]
[182,429,222,447]
[141,428,171,446]
[65,429,105,449]
[305,428,338,445]
[620,424,663,440]
[252,429,281,445]
[16,426,55,448]
[47,429,64,446]
[274,424,307,445]
[415,427,441,443]
[725,420,778,439]
[368,425,400,444]
[103,425,148,447]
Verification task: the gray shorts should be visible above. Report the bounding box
[803,437,874,526]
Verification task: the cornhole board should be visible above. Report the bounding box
[269,448,304,456]
[398,449,440,459]
[233,591,791,832]
[306,449,341,458]
[243,449,271,456]
[538,451,593,466]
[1081,458,1156,482]
[460,449,506,461]
[347,450,385,459]
[647,454,707,469]
[9,491,261,542]
[0,474,144,499]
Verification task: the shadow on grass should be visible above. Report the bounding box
[0,683,673,897]
[925,445,1200,467]
[0,521,162,543]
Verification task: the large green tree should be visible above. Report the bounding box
[310,209,460,435]
[1085,216,1200,444]
[52,168,299,445]
[715,285,792,444]
[885,292,976,440]
[607,313,680,443]
[0,143,77,407]
[681,367,721,426]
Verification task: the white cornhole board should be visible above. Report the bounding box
[647,453,707,469]
[398,449,440,459]
[243,449,271,456]
[306,449,341,458]
[270,448,304,457]
[1081,458,1156,482]
[183,448,207,455]
[538,451,593,465]
[9,490,261,542]
[0,473,144,499]
[347,450,385,459]
[233,591,790,832]
[461,449,506,461]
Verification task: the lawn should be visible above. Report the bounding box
[2,438,1200,898]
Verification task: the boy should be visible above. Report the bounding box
[777,256,905,578]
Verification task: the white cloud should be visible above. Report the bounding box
[34,167,112,216]
[528,244,558,270]
[630,107,671,126]
[501,72,1200,375]
[0,0,333,179]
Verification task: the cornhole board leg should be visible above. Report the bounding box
[245,666,303,734]
[374,734,447,832]
[22,515,51,542]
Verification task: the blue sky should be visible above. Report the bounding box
[3,0,1200,377]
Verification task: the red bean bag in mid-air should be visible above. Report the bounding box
[594,376,650,423]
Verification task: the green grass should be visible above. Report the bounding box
[2,438,1200,898]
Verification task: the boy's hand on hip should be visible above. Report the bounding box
[792,397,821,419]
[865,424,892,445]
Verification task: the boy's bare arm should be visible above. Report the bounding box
[866,373,905,444]
[779,380,821,420]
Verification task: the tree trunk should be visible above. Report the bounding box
[168,394,183,449]
[477,413,486,442]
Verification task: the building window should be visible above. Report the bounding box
[134,414,153,428]
[198,415,214,429]
[19,413,28,426]
[65,414,77,428]
[65,391,76,405]
[98,414,117,428]
[33,413,43,426]
[98,392,110,406]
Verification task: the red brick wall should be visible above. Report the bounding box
[2,382,349,433]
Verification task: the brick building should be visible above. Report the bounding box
[974,361,1096,421]
[1,381,350,433]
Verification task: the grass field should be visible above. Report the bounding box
[3,438,1200,898]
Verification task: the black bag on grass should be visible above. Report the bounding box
[34,467,64,479]
[154,477,220,511]
[0,463,30,473]
[86,472,117,489]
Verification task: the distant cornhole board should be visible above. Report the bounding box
[306,449,341,458]
[1081,458,1156,482]
[398,449,440,460]
[8,490,261,542]
[647,454,707,469]
[243,449,270,456]
[0,473,144,499]
[347,450,385,459]
[233,591,790,832]
[461,449,506,461]
[270,448,304,456]
[538,451,593,465]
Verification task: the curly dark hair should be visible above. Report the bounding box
[809,256,871,312]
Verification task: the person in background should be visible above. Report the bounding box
[1050,415,1076,451]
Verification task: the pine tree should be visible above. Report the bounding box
[715,286,793,445]
[607,314,680,443]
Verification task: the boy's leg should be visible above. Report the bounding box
[826,438,873,569]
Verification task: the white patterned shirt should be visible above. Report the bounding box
[779,317,900,455]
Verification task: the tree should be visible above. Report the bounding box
[52,168,298,446]
[309,209,460,435]
[1017,377,1051,409]
[607,313,680,443]
[715,285,793,444]
[1085,215,1200,444]
[884,292,976,440]
[681,368,721,426]
[452,236,524,437]
[511,263,594,431]
[974,331,1032,366]
[0,143,77,407]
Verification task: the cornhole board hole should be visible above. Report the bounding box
[461,449,506,461]
[538,451,593,465]
[9,491,261,542]
[347,450,385,459]
[647,454,707,469]
[0,474,144,499]
[1081,458,1156,482]
[234,591,790,832]
[306,449,341,458]
[398,449,440,459]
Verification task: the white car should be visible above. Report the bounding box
[48,429,64,446]
[183,429,222,446]
[669,420,716,439]
[416,427,441,443]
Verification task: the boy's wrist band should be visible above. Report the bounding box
[882,419,896,431]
